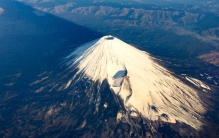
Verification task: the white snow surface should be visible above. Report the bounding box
[66,36,205,129]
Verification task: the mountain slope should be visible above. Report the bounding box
[0,1,103,137]
[65,35,206,129]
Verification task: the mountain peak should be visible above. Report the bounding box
[65,36,205,129]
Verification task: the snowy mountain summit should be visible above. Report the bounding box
[65,35,206,129]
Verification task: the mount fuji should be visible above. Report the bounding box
[61,35,208,130]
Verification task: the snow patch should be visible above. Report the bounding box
[185,77,211,90]
[103,103,108,108]
[42,0,54,2]
[52,2,74,13]
[0,7,4,15]
[66,35,206,129]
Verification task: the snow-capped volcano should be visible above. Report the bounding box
[65,35,206,129]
